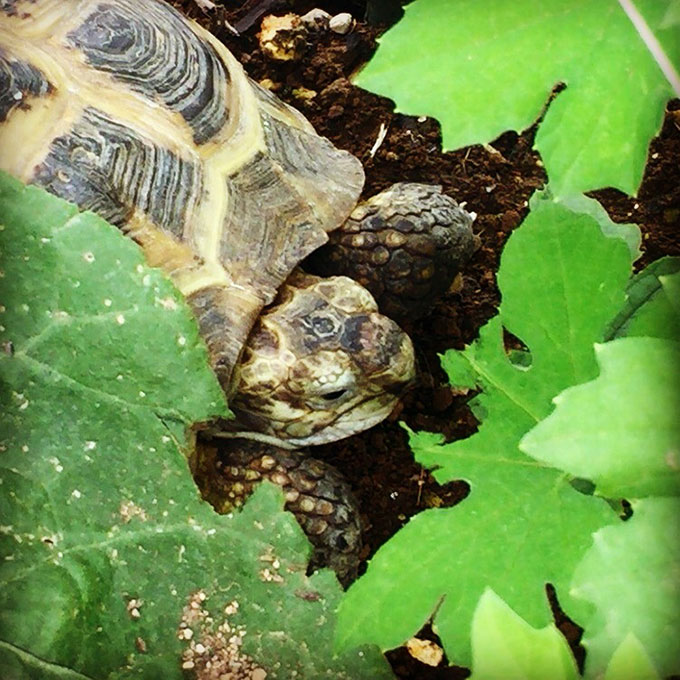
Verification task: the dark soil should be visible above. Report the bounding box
[173,1,680,677]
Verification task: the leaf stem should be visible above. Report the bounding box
[617,0,680,97]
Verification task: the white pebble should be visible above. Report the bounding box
[301,8,331,30]
[329,12,353,34]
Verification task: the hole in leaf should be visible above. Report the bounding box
[502,327,533,368]
[620,499,633,521]
[386,621,470,679]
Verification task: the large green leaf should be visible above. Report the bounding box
[0,174,393,679]
[571,498,680,678]
[336,197,635,665]
[521,337,680,498]
[356,0,679,196]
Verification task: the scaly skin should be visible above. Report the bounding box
[194,437,362,585]
[311,183,478,324]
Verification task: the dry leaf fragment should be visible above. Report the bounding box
[406,637,444,667]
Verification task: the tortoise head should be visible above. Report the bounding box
[229,271,415,447]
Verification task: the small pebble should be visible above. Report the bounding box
[300,8,331,30]
[329,12,353,34]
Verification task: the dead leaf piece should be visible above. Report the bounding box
[406,637,444,667]
[258,14,308,61]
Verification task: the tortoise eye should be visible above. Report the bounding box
[310,315,337,336]
[321,389,347,401]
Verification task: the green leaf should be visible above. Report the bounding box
[336,199,632,665]
[627,271,680,339]
[356,0,679,196]
[0,173,393,679]
[548,192,641,260]
[603,634,661,680]
[605,256,680,340]
[436,199,635,482]
[521,337,680,498]
[571,498,680,679]
[468,589,579,680]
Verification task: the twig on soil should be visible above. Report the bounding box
[369,122,389,158]
[416,468,424,506]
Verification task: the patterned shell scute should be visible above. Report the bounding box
[218,87,365,293]
[67,0,229,144]
[33,107,203,235]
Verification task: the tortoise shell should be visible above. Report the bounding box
[0,0,365,387]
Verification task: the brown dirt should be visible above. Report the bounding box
[173,1,680,677]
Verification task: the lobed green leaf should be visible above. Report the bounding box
[0,173,392,679]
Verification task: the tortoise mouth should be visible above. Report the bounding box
[225,388,401,448]
[270,393,401,447]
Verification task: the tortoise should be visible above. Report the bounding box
[0,0,476,577]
